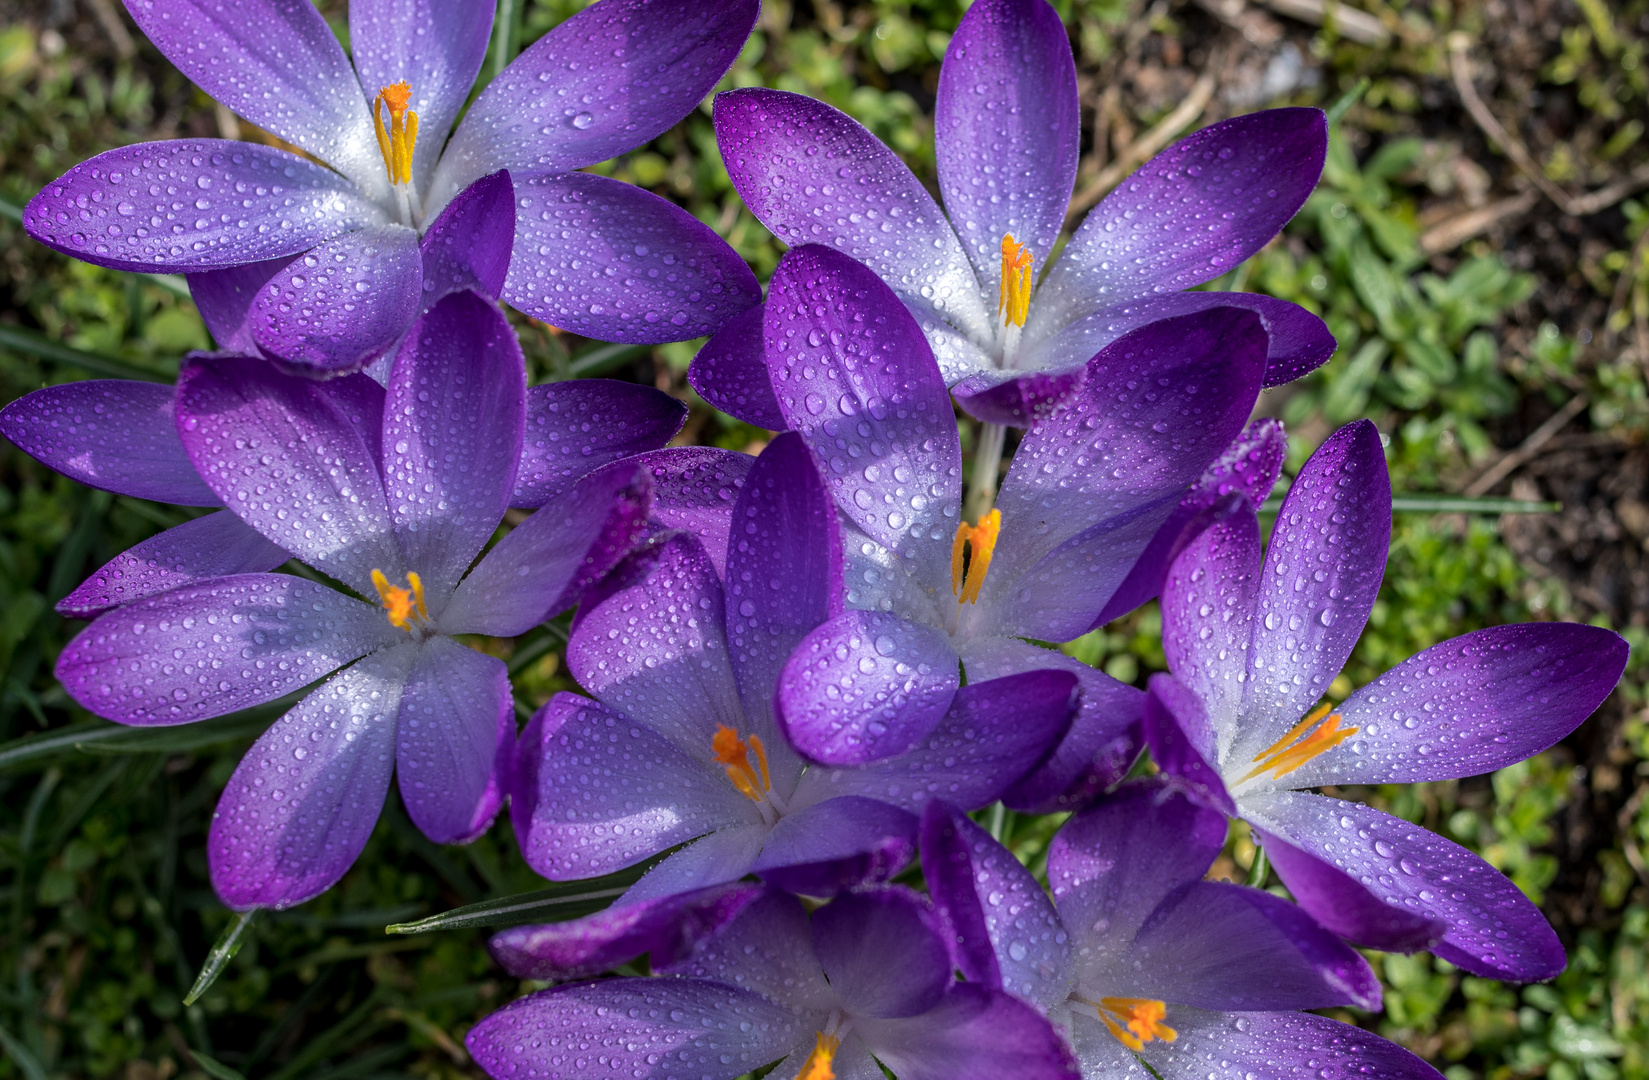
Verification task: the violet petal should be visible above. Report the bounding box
[1160,506,1262,740]
[57,511,289,619]
[750,795,918,896]
[687,303,785,430]
[1135,1008,1445,1080]
[189,255,298,353]
[630,446,754,578]
[1142,674,1237,816]
[395,637,511,845]
[860,984,1081,1080]
[417,170,516,305]
[812,887,951,1019]
[512,381,686,508]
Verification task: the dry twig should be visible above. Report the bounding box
[1462,393,1590,497]
[1418,191,1539,255]
[1259,0,1391,46]
[1066,69,1219,225]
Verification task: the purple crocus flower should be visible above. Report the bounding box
[497,431,1079,976]
[467,885,1081,1080]
[920,789,1445,1080]
[757,245,1265,812]
[50,289,653,909]
[24,0,760,374]
[691,0,1331,426]
[1145,419,1628,980]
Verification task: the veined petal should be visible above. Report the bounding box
[418,170,517,305]
[659,888,833,1008]
[1159,505,1261,747]
[395,636,512,845]
[58,511,289,619]
[687,304,785,430]
[630,446,754,578]
[189,256,298,353]
[1142,674,1236,816]
[813,888,951,1020]
[1134,1009,1444,1080]
[512,381,687,509]
[859,984,1081,1080]
[0,380,218,506]
[750,796,918,896]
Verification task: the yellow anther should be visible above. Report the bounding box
[712,725,772,803]
[794,1031,841,1080]
[1097,998,1177,1052]
[371,568,428,631]
[372,81,419,186]
[1238,701,1360,783]
[950,508,1001,605]
[998,234,1034,328]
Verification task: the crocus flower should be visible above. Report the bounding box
[51,289,653,908]
[467,885,1081,1080]
[24,0,761,373]
[692,0,1331,426]
[1145,419,1628,980]
[757,245,1264,812]
[920,790,1446,1080]
[501,431,1079,972]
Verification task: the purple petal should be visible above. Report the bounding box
[1099,416,1284,624]
[935,0,1079,284]
[1242,420,1389,739]
[616,825,770,905]
[250,224,423,375]
[466,978,811,1080]
[502,172,759,343]
[1244,790,1563,980]
[208,643,416,909]
[1143,674,1237,816]
[514,382,687,508]
[441,458,650,636]
[1029,109,1327,339]
[797,668,1079,814]
[0,380,218,506]
[630,446,754,577]
[920,802,1073,1011]
[487,881,763,980]
[383,290,524,599]
[418,170,516,304]
[317,373,387,473]
[688,304,784,429]
[1134,1009,1445,1080]
[57,511,289,619]
[776,609,961,766]
[510,692,755,880]
[750,795,918,896]
[990,308,1269,641]
[1288,623,1627,787]
[176,355,399,596]
[951,366,1086,426]
[56,573,393,725]
[188,256,298,352]
[716,89,996,358]
[430,0,759,209]
[395,637,511,844]
[861,984,1081,1080]
[122,0,383,195]
[1126,881,1379,1010]
[813,887,951,1019]
[764,245,961,584]
[348,0,493,195]
[564,533,744,752]
[658,888,830,1003]
[1159,506,1261,739]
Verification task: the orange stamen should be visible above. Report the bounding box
[713,725,771,803]
[372,81,418,186]
[950,509,1001,604]
[998,234,1034,327]
[370,569,428,631]
[1239,701,1359,783]
[1096,998,1177,1052]
[795,1031,840,1080]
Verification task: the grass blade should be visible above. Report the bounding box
[0,1025,47,1080]
[184,909,258,1006]
[386,868,651,934]
[191,1051,248,1080]
[1260,494,1561,515]
[0,705,284,773]
[0,324,173,381]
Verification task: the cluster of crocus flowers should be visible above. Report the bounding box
[4,0,1632,1076]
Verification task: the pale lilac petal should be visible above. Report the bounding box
[630,446,753,577]
[716,89,996,356]
[1134,1009,1445,1080]
[1286,623,1627,787]
[188,256,297,352]
[514,382,687,508]
[1159,507,1261,740]
[466,978,811,1080]
[658,888,833,1008]
[813,888,951,1019]
[250,224,423,375]
[920,802,1073,1011]
[176,355,399,596]
[860,984,1081,1080]
[395,637,511,844]
[348,0,493,195]
[750,796,917,896]
[487,882,763,980]
[1241,420,1388,748]
[123,0,384,196]
[208,643,417,909]
[417,170,516,305]
[765,245,961,590]
[1143,674,1236,816]
[58,511,289,619]
[430,0,759,211]
[510,692,756,880]
[1064,1011,1150,1080]
[56,573,393,725]
[383,290,524,600]
[442,459,651,636]
[615,825,770,905]
[776,609,961,766]
[1028,109,1327,342]
[687,304,785,429]
[1243,789,1565,980]
[0,380,218,506]
[564,533,744,754]
[935,0,1079,284]
[502,171,759,343]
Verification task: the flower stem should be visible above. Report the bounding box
[964,421,1005,523]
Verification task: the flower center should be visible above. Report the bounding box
[371,568,429,632]
[998,234,1034,328]
[712,724,787,823]
[794,1030,841,1080]
[372,81,419,187]
[1237,701,1360,783]
[950,509,1001,605]
[1094,997,1177,1051]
